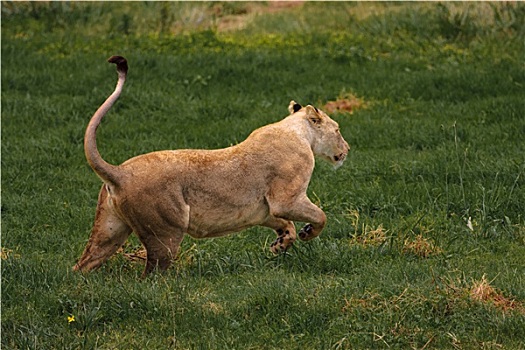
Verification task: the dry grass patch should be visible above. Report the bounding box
[440,274,525,316]
[118,242,199,272]
[346,209,388,247]
[202,301,224,315]
[352,225,388,247]
[402,234,443,258]
[469,275,525,314]
[117,245,147,262]
[1,247,21,260]
[213,1,305,32]
[323,92,368,115]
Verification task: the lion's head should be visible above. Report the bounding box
[288,101,350,169]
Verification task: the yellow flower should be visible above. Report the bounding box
[68,315,75,323]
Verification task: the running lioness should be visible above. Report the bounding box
[74,56,350,276]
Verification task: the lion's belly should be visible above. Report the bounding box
[185,199,269,238]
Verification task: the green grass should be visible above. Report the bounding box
[2,2,525,349]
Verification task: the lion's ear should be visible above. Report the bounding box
[288,100,302,114]
[305,105,323,125]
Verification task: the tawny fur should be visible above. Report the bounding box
[74,56,350,276]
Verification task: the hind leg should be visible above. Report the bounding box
[262,217,297,254]
[139,232,184,277]
[74,185,132,272]
[128,201,190,277]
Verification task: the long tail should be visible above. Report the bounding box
[84,56,128,187]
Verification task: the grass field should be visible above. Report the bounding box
[2,2,525,349]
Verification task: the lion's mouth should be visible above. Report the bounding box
[333,153,346,163]
[331,152,347,170]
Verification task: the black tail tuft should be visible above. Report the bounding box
[107,56,128,74]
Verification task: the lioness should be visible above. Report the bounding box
[74,56,349,276]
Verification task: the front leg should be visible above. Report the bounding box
[293,200,326,241]
[270,193,327,242]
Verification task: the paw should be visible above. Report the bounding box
[270,229,296,254]
[298,223,314,241]
[270,236,287,254]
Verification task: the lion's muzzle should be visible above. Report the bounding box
[332,141,350,169]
